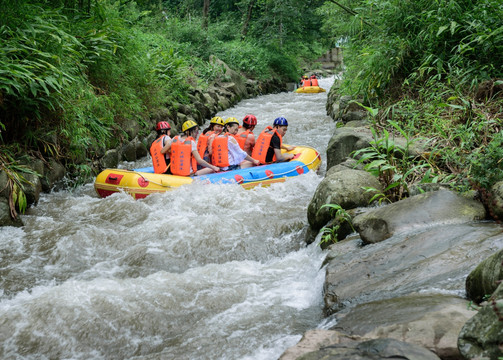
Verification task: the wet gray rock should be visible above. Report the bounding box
[326,126,372,169]
[217,95,231,110]
[323,222,503,315]
[42,158,66,192]
[466,249,503,304]
[176,103,192,115]
[307,167,382,231]
[331,293,475,360]
[192,99,211,121]
[22,172,42,205]
[134,138,148,159]
[279,330,359,360]
[341,110,367,122]
[120,142,137,162]
[145,132,157,148]
[353,189,486,244]
[344,119,369,128]
[210,56,247,98]
[458,282,503,359]
[0,198,23,227]
[121,117,141,140]
[100,149,119,170]
[298,338,440,360]
[176,112,188,125]
[489,181,503,221]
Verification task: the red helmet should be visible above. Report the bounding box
[243,114,257,126]
[156,121,171,131]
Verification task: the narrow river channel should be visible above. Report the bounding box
[0,77,336,359]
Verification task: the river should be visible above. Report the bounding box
[0,77,336,359]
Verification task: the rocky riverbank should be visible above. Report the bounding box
[281,85,503,359]
[0,57,319,227]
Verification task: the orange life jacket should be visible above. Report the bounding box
[302,79,311,87]
[170,135,198,176]
[234,129,253,150]
[150,135,170,174]
[197,130,214,158]
[310,78,319,86]
[211,134,230,167]
[251,126,282,164]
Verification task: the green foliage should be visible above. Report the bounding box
[0,148,39,218]
[318,0,502,198]
[353,116,436,202]
[468,131,503,190]
[320,0,503,100]
[0,0,330,197]
[319,203,355,246]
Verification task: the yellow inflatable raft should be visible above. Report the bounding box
[94,145,321,199]
[295,86,326,93]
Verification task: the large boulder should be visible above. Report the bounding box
[489,181,503,221]
[121,117,141,140]
[458,282,503,359]
[22,171,42,205]
[323,221,503,315]
[326,126,373,170]
[209,56,248,99]
[352,189,486,244]
[120,141,137,162]
[331,294,475,360]
[297,338,440,360]
[466,249,503,304]
[307,166,382,231]
[0,198,23,227]
[135,139,148,159]
[42,158,66,192]
[279,330,357,360]
[99,149,119,170]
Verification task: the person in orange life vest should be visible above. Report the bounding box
[150,121,172,174]
[251,117,295,164]
[310,74,319,87]
[301,75,311,87]
[168,120,219,176]
[198,116,224,163]
[234,114,257,155]
[212,117,260,171]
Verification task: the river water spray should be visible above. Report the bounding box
[0,77,336,359]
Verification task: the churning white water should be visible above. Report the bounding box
[0,77,336,359]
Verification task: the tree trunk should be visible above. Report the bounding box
[241,0,255,40]
[202,0,210,30]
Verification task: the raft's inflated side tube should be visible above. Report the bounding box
[295,86,326,93]
[94,169,193,199]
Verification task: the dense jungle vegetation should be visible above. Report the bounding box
[1,0,502,218]
[0,0,327,209]
[319,0,503,211]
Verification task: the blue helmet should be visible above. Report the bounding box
[273,117,288,126]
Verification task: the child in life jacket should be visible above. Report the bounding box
[197,116,224,163]
[234,114,257,156]
[150,121,172,174]
[211,117,260,171]
[168,120,219,176]
[251,117,296,164]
